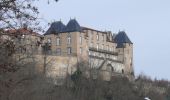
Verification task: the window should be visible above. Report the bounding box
[106,45,109,51]
[127,50,129,54]
[80,47,82,54]
[47,48,52,55]
[67,47,71,54]
[47,38,51,44]
[56,37,60,46]
[89,51,91,55]
[93,52,95,56]
[80,34,82,44]
[35,38,38,42]
[102,34,104,41]
[91,31,93,40]
[90,42,93,47]
[98,53,101,57]
[113,56,116,60]
[97,44,99,50]
[56,48,61,55]
[112,47,114,51]
[67,36,71,45]
[102,44,104,50]
[130,58,132,63]
[106,65,112,71]
[97,33,99,41]
[122,69,124,74]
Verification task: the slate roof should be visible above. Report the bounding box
[114,31,132,48]
[65,19,82,32]
[44,19,82,35]
[45,21,66,35]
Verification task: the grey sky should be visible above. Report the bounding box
[35,0,170,80]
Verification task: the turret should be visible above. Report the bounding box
[114,31,134,76]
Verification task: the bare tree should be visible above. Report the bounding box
[0,1,58,100]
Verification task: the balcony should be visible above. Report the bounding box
[89,47,118,55]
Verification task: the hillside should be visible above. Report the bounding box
[1,65,170,100]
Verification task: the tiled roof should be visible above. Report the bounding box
[114,31,132,48]
[45,21,66,35]
[65,19,82,32]
[6,28,42,37]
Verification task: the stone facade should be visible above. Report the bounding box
[42,19,134,80]
[2,19,134,81]
[2,28,43,54]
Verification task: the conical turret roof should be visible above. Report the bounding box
[114,31,132,48]
[45,21,66,35]
[65,19,82,32]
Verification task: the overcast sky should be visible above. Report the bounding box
[35,0,170,80]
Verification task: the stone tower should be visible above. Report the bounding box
[114,31,134,76]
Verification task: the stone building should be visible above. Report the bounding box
[1,19,134,81]
[43,19,134,80]
[5,28,43,54]
[0,27,43,56]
